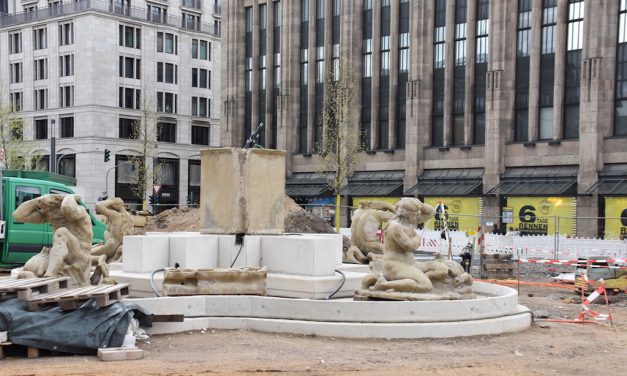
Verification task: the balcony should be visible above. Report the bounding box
[0,0,221,37]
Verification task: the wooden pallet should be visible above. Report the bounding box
[24,283,130,311]
[0,342,40,360]
[0,277,71,300]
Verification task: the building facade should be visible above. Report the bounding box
[0,0,222,209]
[222,0,627,238]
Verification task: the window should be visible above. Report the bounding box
[564,0,583,139]
[9,92,22,112]
[119,25,141,48]
[182,12,200,31]
[432,0,447,147]
[34,89,48,110]
[191,97,209,117]
[192,39,210,60]
[23,4,37,12]
[191,68,209,88]
[157,92,177,113]
[452,0,467,146]
[9,32,22,54]
[474,0,488,145]
[157,32,177,54]
[33,27,47,50]
[616,0,627,136]
[191,125,209,145]
[15,186,41,211]
[61,116,74,138]
[539,0,557,140]
[34,58,48,80]
[515,0,532,142]
[60,54,74,77]
[35,119,48,139]
[157,62,177,84]
[118,87,141,109]
[59,85,73,107]
[59,22,73,46]
[298,0,309,153]
[57,154,75,177]
[10,62,22,83]
[119,117,137,139]
[147,4,167,23]
[157,122,176,142]
[119,56,141,79]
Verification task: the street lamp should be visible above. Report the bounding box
[103,161,133,199]
[49,118,56,173]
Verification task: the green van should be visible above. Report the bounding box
[0,170,106,268]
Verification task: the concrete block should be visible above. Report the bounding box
[122,235,170,273]
[199,148,286,234]
[218,235,261,268]
[260,234,337,276]
[98,347,143,361]
[169,235,219,269]
[266,272,362,299]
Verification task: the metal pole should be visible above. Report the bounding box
[554,215,558,260]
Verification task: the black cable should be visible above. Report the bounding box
[325,269,346,300]
[150,268,165,297]
[230,242,245,268]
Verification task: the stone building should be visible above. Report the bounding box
[0,0,222,209]
[221,0,627,238]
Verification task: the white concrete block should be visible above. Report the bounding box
[217,235,261,268]
[266,272,362,299]
[304,233,344,265]
[169,235,219,269]
[122,235,170,273]
[260,234,337,276]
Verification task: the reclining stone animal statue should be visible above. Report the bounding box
[344,200,397,264]
[90,197,134,285]
[14,194,109,287]
[360,197,473,300]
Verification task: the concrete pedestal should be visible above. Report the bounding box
[199,148,286,235]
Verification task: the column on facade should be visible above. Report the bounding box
[277,0,296,156]
[344,0,363,136]
[443,0,455,146]
[321,0,332,143]
[552,0,568,140]
[250,2,260,141]
[483,0,514,219]
[527,0,542,141]
[388,0,399,148]
[266,0,275,147]
[463,0,477,145]
[370,0,381,149]
[221,0,243,146]
[403,0,430,189]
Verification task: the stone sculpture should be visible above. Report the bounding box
[344,200,397,264]
[14,194,98,287]
[90,197,134,284]
[359,197,473,300]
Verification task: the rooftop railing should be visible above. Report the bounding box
[0,0,220,37]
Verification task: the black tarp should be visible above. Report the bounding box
[0,298,152,355]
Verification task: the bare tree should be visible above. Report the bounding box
[0,89,40,170]
[128,88,161,210]
[316,60,363,231]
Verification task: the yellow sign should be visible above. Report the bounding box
[605,197,627,239]
[507,197,576,236]
[423,197,482,232]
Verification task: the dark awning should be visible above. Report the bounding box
[487,166,578,196]
[405,168,483,196]
[585,164,627,195]
[285,173,332,197]
[340,170,404,196]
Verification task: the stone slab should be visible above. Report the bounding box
[260,234,338,276]
[122,235,170,273]
[162,267,266,296]
[199,148,286,235]
[145,309,531,339]
[169,235,219,269]
[97,347,143,361]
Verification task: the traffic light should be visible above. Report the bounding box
[104,149,110,162]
